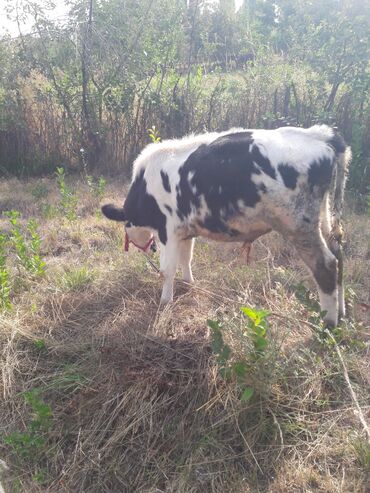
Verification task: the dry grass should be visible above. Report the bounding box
[0,177,369,492]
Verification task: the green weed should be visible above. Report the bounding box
[55,167,78,221]
[40,202,58,220]
[47,364,88,394]
[0,233,12,310]
[59,266,95,290]
[86,175,107,200]
[3,211,46,277]
[148,125,161,143]
[208,306,270,403]
[29,182,49,201]
[33,339,47,351]
[4,389,52,460]
[352,437,370,471]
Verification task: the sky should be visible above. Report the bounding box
[0,0,244,37]
[0,0,70,37]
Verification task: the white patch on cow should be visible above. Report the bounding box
[188,171,198,194]
[319,193,332,238]
[251,126,335,173]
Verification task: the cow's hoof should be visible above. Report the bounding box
[160,297,173,305]
[323,318,338,329]
[182,277,194,285]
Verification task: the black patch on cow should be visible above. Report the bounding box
[164,205,172,215]
[160,170,171,193]
[278,163,299,190]
[101,204,126,221]
[251,144,276,179]
[176,132,268,232]
[123,169,167,244]
[328,131,346,154]
[308,157,333,193]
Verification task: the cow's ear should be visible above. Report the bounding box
[101,204,126,221]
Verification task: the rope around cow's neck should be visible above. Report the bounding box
[124,231,155,253]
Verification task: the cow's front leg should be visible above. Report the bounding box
[159,238,180,304]
[291,231,339,327]
[179,238,194,283]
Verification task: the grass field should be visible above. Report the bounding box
[0,176,369,492]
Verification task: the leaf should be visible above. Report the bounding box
[240,387,254,402]
[233,361,247,378]
[254,338,268,351]
[241,307,270,325]
[207,319,221,330]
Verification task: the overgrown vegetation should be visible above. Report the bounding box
[0,177,368,492]
[0,0,368,191]
[0,0,369,490]
[55,167,78,222]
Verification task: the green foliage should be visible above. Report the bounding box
[0,233,12,310]
[240,307,270,356]
[86,175,107,200]
[352,437,370,471]
[0,0,368,188]
[55,167,78,221]
[40,203,58,220]
[294,282,325,325]
[29,183,49,201]
[4,211,46,277]
[33,339,47,351]
[147,126,161,143]
[59,266,95,290]
[4,389,52,460]
[48,364,88,394]
[208,307,270,402]
[294,282,365,348]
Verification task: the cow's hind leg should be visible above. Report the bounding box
[179,238,194,283]
[292,232,339,327]
[320,195,345,320]
[159,236,180,304]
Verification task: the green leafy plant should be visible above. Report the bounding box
[148,125,161,143]
[0,232,12,310]
[4,389,52,460]
[55,167,78,221]
[207,307,271,403]
[241,307,270,358]
[4,211,46,277]
[86,175,107,200]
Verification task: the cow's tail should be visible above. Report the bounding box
[101,204,126,221]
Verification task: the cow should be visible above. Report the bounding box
[102,125,351,327]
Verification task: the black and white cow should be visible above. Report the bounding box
[102,125,351,327]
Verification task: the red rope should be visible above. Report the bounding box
[124,232,154,253]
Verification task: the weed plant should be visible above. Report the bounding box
[55,167,78,221]
[0,233,11,310]
[4,211,45,277]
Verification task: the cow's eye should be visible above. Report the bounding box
[126,222,132,228]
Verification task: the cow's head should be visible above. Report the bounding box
[101,204,156,253]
